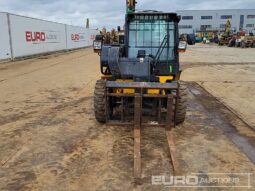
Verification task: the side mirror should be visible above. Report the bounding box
[178,40,187,53]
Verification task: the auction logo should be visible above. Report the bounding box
[26,31,45,42]
[152,173,252,188]
[71,34,80,41]
[26,31,60,43]
[71,33,86,42]
[90,35,96,40]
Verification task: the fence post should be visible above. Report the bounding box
[65,24,68,50]
[7,13,14,61]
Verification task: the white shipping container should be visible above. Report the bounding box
[66,25,90,49]
[9,14,67,58]
[0,13,11,60]
[66,27,99,49]
[88,29,98,45]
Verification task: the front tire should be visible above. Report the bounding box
[175,81,188,125]
[94,80,106,123]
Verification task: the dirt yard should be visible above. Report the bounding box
[182,43,255,130]
[0,45,254,191]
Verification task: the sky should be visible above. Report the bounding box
[0,0,254,29]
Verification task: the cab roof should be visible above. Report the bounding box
[127,12,181,23]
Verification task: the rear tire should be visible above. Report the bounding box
[175,81,188,125]
[94,80,106,123]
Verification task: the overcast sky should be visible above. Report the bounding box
[0,0,254,29]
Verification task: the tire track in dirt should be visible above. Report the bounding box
[0,97,92,127]
[0,52,93,84]
[188,82,255,164]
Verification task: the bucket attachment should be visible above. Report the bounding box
[105,81,181,178]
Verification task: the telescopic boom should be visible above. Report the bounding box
[127,0,137,14]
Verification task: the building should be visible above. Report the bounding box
[177,9,255,34]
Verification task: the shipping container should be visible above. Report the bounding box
[66,26,99,49]
[0,13,12,60]
[0,13,99,61]
[66,25,90,49]
[88,29,98,45]
[9,14,67,58]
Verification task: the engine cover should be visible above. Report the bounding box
[100,45,152,81]
[118,57,152,81]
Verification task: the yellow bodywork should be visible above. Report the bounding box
[113,76,174,94]
[148,76,174,94]
[116,79,134,94]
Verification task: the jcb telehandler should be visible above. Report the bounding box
[93,0,187,179]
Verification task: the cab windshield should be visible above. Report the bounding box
[128,18,176,61]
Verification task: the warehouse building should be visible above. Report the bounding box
[177,9,255,34]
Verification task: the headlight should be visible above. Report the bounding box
[93,41,102,50]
